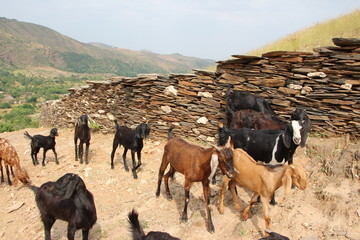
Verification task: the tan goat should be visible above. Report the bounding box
[218,148,307,233]
[0,138,30,186]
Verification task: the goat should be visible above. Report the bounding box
[74,114,91,164]
[226,87,276,126]
[29,173,97,240]
[228,107,310,131]
[110,120,150,179]
[128,209,180,240]
[218,148,307,235]
[0,138,30,186]
[156,126,235,233]
[218,117,310,204]
[228,109,287,130]
[24,128,58,166]
[258,230,290,240]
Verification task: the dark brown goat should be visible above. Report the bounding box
[156,127,235,233]
[229,109,287,130]
[128,209,180,240]
[29,173,97,240]
[74,114,91,164]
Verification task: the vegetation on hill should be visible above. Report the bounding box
[0,17,215,76]
[248,9,360,56]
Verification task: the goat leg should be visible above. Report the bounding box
[181,187,190,223]
[203,181,215,233]
[0,162,4,183]
[42,215,55,240]
[242,193,259,220]
[74,143,78,161]
[122,148,129,172]
[164,167,175,200]
[53,149,59,165]
[5,165,12,185]
[42,150,47,166]
[218,176,231,214]
[82,229,89,240]
[79,143,84,164]
[131,151,138,179]
[67,222,76,240]
[85,143,90,164]
[135,151,142,169]
[229,180,241,212]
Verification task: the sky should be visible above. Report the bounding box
[1,0,360,60]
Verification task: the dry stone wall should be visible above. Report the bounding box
[41,38,360,140]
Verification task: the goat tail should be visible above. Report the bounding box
[28,185,39,194]
[167,125,175,140]
[128,209,145,240]
[24,131,33,140]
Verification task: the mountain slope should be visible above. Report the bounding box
[0,17,215,76]
[248,9,360,56]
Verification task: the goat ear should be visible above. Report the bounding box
[282,126,292,148]
[282,167,292,196]
[63,175,80,199]
[208,153,219,181]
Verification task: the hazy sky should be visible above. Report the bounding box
[1,0,359,60]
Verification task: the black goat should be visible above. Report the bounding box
[258,230,290,240]
[128,209,180,240]
[29,173,97,240]
[110,120,150,179]
[74,114,91,164]
[24,128,58,166]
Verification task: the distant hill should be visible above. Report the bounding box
[0,17,215,76]
[248,9,360,56]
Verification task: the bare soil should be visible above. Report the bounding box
[0,127,359,240]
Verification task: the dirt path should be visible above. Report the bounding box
[0,127,359,240]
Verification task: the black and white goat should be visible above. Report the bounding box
[110,120,150,179]
[24,128,59,166]
[74,114,91,164]
[29,173,97,240]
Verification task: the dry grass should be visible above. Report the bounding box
[248,9,360,56]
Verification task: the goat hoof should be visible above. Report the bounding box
[111,165,114,169]
[208,225,215,233]
[56,162,59,165]
[125,168,129,172]
[85,161,89,165]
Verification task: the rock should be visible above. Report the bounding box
[160,106,172,114]
[198,92,213,98]
[307,72,327,78]
[164,86,177,96]
[196,117,208,124]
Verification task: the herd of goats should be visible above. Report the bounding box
[0,88,312,240]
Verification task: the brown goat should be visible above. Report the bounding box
[0,138,30,186]
[229,109,287,130]
[218,148,307,234]
[156,127,235,233]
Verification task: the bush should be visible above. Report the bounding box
[0,103,39,133]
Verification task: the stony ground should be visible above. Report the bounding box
[0,127,359,240]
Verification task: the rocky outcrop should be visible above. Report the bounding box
[41,38,360,140]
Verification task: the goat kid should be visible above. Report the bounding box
[24,128,59,166]
[74,114,91,164]
[128,209,180,240]
[218,148,307,235]
[0,138,30,186]
[29,173,97,240]
[110,120,150,179]
[156,127,235,233]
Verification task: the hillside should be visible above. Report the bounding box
[0,17,215,76]
[248,9,360,56]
